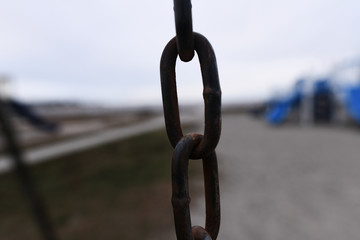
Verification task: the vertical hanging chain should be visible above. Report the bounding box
[160,1,222,239]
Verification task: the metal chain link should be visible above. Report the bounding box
[160,32,221,160]
[173,0,194,62]
[160,1,222,239]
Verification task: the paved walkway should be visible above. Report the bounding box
[190,114,360,240]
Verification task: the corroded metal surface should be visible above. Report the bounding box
[173,0,194,62]
[160,1,222,239]
[160,32,221,160]
[171,134,220,240]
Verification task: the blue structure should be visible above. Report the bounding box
[265,80,304,125]
[344,84,360,123]
[312,80,334,123]
[265,59,360,126]
[265,79,335,125]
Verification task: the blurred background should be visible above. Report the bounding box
[1,0,360,239]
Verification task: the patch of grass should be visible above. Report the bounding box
[0,126,202,240]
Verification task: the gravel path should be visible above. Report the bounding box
[189,114,360,240]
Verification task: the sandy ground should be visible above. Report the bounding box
[181,114,360,240]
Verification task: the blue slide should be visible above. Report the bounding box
[265,100,292,125]
[265,80,303,125]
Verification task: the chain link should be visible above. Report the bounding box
[160,1,222,239]
[173,0,194,62]
[160,32,221,160]
[172,134,220,240]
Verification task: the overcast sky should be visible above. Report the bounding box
[1,0,359,106]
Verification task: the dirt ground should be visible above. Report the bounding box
[4,113,360,240]
[160,114,360,239]
[187,114,360,240]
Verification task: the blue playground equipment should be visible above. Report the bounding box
[343,84,360,123]
[265,59,360,125]
[265,80,304,125]
[265,79,335,125]
[312,80,334,123]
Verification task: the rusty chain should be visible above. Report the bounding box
[173,0,194,62]
[160,1,222,239]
